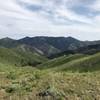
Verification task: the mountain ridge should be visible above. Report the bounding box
[0,36,100,57]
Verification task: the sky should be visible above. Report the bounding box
[0,0,100,40]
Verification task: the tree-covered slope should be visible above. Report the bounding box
[1,36,100,57]
[0,36,87,57]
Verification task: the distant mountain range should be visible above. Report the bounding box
[0,36,100,57]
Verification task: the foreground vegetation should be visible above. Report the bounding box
[0,51,100,100]
[0,64,100,100]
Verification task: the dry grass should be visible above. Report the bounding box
[0,65,100,100]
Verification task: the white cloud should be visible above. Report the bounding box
[0,0,100,40]
[56,6,92,24]
[89,0,100,12]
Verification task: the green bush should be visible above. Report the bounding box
[5,85,17,93]
[7,72,16,80]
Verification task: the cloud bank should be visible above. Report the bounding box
[0,0,100,40]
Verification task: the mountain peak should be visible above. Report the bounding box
[1,37,14,41]
[67,36,79,40]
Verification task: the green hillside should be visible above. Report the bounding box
[0,47,48,67]
[38,52,100,72]
[38,54,88,69]
[59,52,100,72]
[43,53,100,72]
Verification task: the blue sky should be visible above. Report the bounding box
[0,0,100,40]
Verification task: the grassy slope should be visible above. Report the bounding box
[0,47,48,67]
[0,51,100,99]
[55,52,100,72]
[39,52,100,72]
[38,54,88,69]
